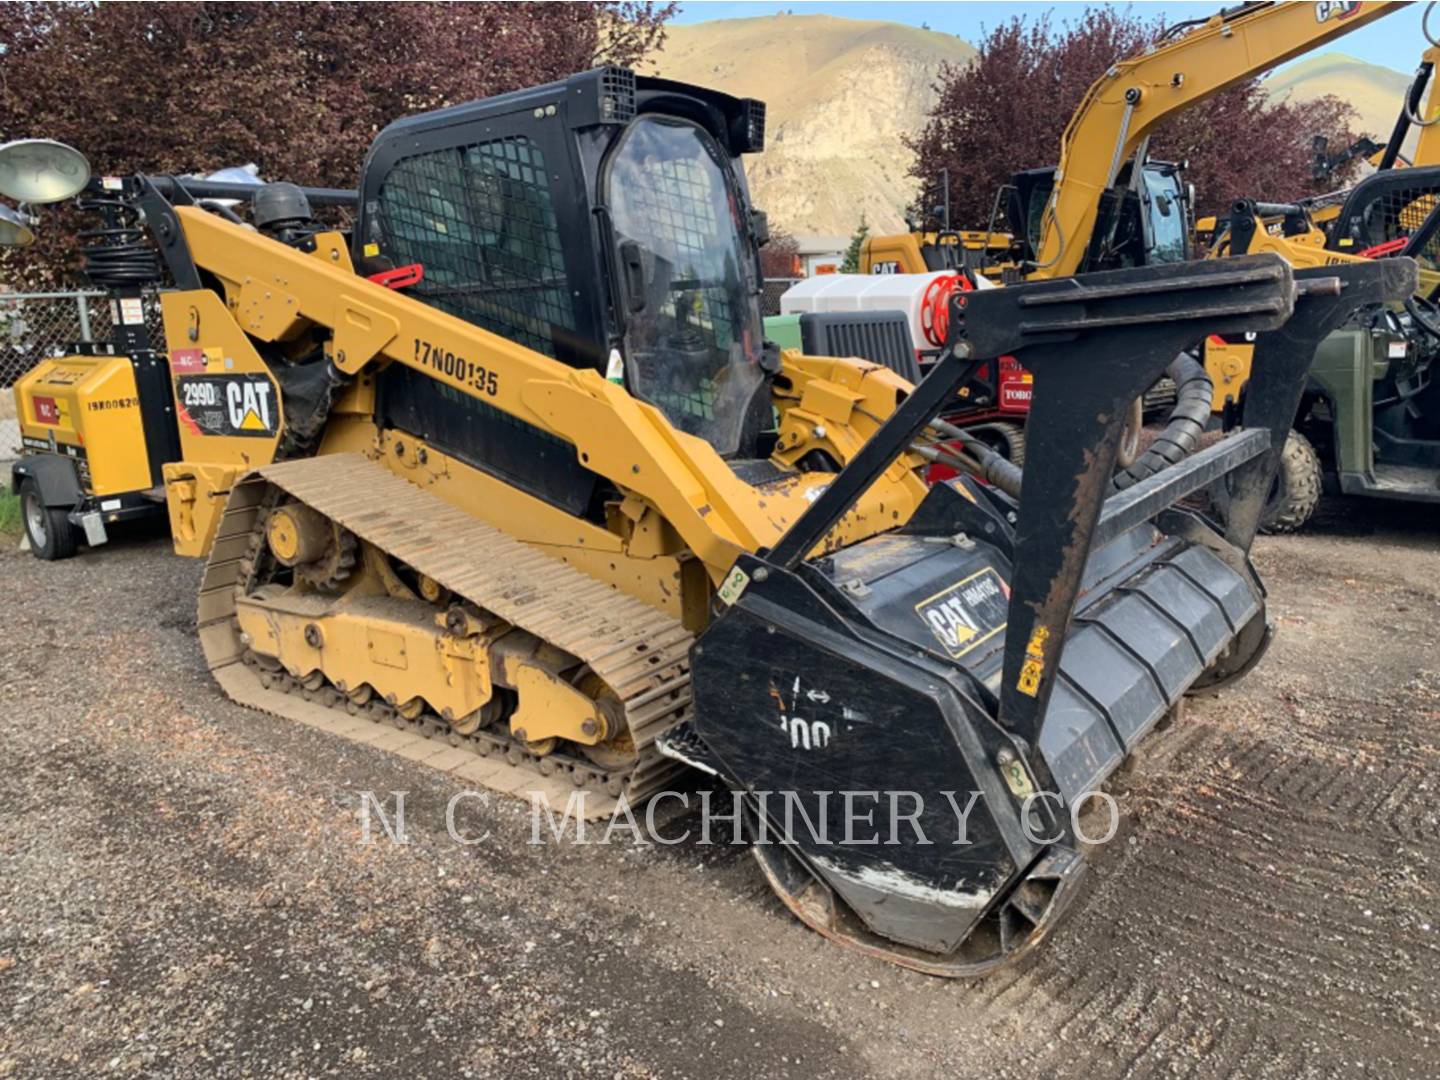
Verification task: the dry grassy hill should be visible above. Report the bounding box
[1266,52,1412,143]
[648,14,974,236]
[647,15,1410,237]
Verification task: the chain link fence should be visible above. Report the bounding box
[761,278,801,317]
[0,290,168,456]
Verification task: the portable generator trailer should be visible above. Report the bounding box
[10,66,1416,974]
[10,176,359,559]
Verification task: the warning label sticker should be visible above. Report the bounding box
[176,374,278,438]
[915,567,1010,659]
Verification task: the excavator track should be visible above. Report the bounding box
[197,453,693,819]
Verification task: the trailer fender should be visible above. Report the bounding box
[11,454,84,508]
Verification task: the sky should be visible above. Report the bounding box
[671,1,1422,75]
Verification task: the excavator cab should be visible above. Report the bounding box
[1008,160,1191,273]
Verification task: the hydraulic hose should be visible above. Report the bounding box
[921,416,1025,499]
[1111,350,1213,491]
[914,350,1210,501]
[77,196,161,288]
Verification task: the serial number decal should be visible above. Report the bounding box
[87,396,139,411]
[915,567,1010,659]
[414,339,499,396]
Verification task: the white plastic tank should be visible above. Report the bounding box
[779,271,983,352]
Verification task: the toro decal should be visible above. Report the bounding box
[176,374,279,438]
[915,567,1010,659]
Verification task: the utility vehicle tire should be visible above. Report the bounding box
[1259,430,1323,534]
[19,477,79,560]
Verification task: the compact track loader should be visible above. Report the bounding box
[12,68,1415,974]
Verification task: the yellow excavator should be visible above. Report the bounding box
[1021,1,1403,277]
[861,3,1404,280]
[8,69,1413,975]
[857,1,1412,526]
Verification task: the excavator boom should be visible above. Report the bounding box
[1033,0,1403,277]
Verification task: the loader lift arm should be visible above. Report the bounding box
[1032,0,1402,279]
[158,205,934,579]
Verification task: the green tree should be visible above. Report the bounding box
[840,216,870,274]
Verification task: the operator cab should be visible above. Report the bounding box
[1008,159,1191,272]
[352,68,773,513]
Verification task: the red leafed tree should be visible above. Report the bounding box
[907,7,1365,230]
[0,1,675,286]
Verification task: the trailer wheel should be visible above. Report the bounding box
[1259,430,1323,534]
[19,477,79,560]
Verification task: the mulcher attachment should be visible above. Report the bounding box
[663,254,1416,975]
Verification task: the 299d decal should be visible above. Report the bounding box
[175,374,279,438]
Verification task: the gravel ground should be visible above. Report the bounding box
[0,499,1437,1079]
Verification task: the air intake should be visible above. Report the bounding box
[799,311,920,384]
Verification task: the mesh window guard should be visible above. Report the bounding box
[605,117,764,455]
[377,136,576,358]
[1345,183,1440,254]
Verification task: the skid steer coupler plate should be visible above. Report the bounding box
[665,255,1418,975]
